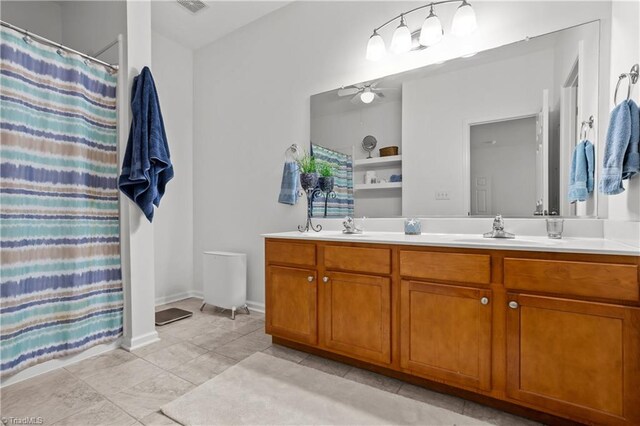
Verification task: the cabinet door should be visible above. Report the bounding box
[266,266,317,345]
[323,272,391,364]
[506,294,640,425]
[400,280,492,390]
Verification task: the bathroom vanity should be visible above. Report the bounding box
[263,232,640,425]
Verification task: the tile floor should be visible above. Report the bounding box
[1,298,540,426]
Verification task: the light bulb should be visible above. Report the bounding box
[390,16,412,54]
[419,7,443,47]
[451,0,477,37]
[366,30,386,61]
[360,90,375,103]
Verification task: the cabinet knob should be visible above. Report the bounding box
[508,301,519,309]
[307,276,314,282]
[480,297,489,305]
[323,276,329,283]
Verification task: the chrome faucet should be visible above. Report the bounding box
[483,214,515,239]
[342,216,363,234]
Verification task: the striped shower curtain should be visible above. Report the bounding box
[0,27,123,376]
[311,144,354,217]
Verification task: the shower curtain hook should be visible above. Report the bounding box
[22,31,32,44]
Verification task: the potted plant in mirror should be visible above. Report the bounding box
[297,154,318,191]
[317,161,335,193]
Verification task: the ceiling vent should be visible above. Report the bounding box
[176,0,208,14]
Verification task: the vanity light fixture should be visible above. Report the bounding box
[366,0,478,61]
[419,6,443,47]
[390,15,412,54]
[366,30,386,61]
[451,0,478,36]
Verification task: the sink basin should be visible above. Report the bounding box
[302,231,371,238]
[454,237,562,246]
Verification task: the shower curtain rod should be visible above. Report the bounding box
[0,20,119,71]
[92,38,119,59]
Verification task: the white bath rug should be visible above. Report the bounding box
[161,352,490,425]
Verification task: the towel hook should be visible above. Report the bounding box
[580,115,594,140]
[614,64,639,105]
[285,143,300,162]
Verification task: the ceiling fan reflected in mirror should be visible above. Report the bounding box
[337,81,397,104]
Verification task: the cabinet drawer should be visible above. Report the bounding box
[324,245,391,275]
[266,240,316,267]
[504,258,639,302]
[400,251,491,285]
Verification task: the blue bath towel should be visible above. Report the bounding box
[278,161,300,205]
[568,140,594,203]
[622,100,639,179]
[119,67,174,222]
[599,101,631,195]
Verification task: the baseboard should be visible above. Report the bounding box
[246,300,265,314]
[155,292,265,314]
[1,339,122,388]
[155,290,203,306]
[121,330,160,352]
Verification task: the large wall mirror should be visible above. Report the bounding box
[310,21,600,218]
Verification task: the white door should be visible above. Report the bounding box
[471,175,492,215]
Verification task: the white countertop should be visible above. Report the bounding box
[262,231,640,256]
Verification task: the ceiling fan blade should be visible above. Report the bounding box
[372,87,398,91]
[338,87,360,97]
[350,94,361,104]
[370,81,379,88]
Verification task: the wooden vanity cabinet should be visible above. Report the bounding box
[400,280,492,391]
[265,241,319,345]
[505,293,640,425]
[266,265,318,345]
[323,271,391,364]
[265,238,640,425]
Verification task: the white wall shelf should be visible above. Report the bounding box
[355,182,402,191]
[354,155,402,168]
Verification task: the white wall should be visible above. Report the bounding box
[312,100,401,159]
[193,1,617,306]
[607,0,640,221]
[470,117,538,216]
[151,31,195,304]
[402,47,555,216]
[59,1,126,65]
[0,1,62,41]
[0,1,125,66]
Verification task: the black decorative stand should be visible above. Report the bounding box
[322,191,336,218]
[298,188,323,232]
